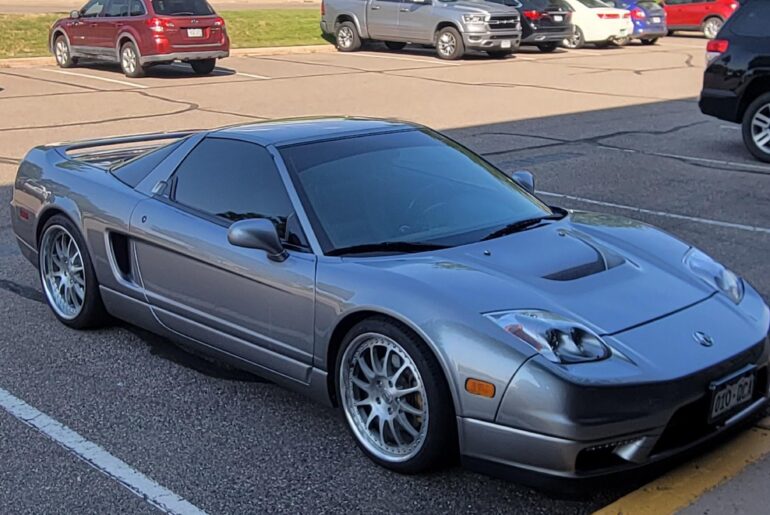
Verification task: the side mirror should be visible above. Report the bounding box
[227,219,288,262]
[70,10,80,19]
[512,170,535,194]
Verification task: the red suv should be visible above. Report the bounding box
[663,0,740,39]
[50,0,230,78]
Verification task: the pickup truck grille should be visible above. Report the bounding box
[488,16,519,30]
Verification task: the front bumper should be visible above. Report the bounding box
[141,50,229,65]
[462,30,522,51]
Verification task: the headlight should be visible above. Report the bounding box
[684,248,744,304]
[463,14,487,24]
[485,310,611,364]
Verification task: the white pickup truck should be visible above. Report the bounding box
[320,0,523,60]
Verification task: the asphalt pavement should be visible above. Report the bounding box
[0,37,769,514]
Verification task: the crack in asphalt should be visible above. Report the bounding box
[0,278,44,303]
[0,156,19,165]
[0,69,101,92]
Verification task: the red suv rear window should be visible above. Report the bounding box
[151,0,214,16]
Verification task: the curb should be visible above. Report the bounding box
[0,44,335,69]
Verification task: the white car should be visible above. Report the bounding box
[561,0,634,49]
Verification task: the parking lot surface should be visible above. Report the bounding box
[1,38,769,514]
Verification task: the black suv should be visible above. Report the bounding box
[699,0,770,162]
[486,0,573,52]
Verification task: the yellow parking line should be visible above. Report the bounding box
[594,423,770,515]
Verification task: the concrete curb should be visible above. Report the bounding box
[0,44,335,69]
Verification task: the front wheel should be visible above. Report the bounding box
[536,42,558,53]
[190,58,217,75]
[742,92,770,163]
[336,21,362,52]
[337,317,455,473]
[435,27,464,60]
[702,17,723,39]
[641,38,659,46]
[563,26,584,49]
[120,42,145,78]
[54,35,77,68]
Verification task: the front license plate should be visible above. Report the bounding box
[652,16,661,23]
[709,369,756,423]
[501,40,512,49]
[187,28,203,38]
[553,15,563,22]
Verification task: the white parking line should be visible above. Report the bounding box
[651,151,770,172]
[170,63,271,80]
[341,52,462,65]
[235,72,271,80]
[40,69,148,89]
[0,386,207,515]
[540,191,770,235]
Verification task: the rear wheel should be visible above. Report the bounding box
[54,35,77,68]
[336,21,362,52]
[38,215,109,329]
[385,41,407,51]
[614,36,630,46]
[536,42,558,53]
[742,92,770,163]
[120,41,145,78]
[702,16,723,39]
[641,37,659,46]
[563,26,584,49]
[190,58,217,75]
[435,27,464,60]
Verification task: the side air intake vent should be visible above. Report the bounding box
[109,232,132,280]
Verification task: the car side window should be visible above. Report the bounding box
[130,0,146,15]
[169,138,307,248]
[105,0,130,16]
[730,3,770,36]
[80,0,107,17]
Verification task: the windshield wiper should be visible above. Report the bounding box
[327,241,449,256]
[481,213,565,242]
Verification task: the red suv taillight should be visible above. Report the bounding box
[706,39,729,64]
[522,10,543,21]
[597,13,620,19]
[147,17,174,33]
[630,7,645,20]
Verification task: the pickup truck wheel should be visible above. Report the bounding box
[385,41,407,51]
[435,27,464,60]
[702,16,723,39]
[190,58,217,75]
[54,35,77,68]
[120,42,146,78]
[536,42,558,53]
[336,21,362,52]
[742,93,770,163]
[562,26,584,49]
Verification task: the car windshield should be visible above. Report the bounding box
[576,0,612,7]
[151,0,214,15]
[280,130,553,255]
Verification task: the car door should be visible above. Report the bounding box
[101,0,130,56]
[397,0,435,43]
[663,0,688,27]
[681,0,711,27]
[70,0,109,53]
[368,0,404,39]
[129,137,317,382]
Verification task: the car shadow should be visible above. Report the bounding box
[75,60,237,80]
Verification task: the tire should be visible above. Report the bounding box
[641,38,659,46]
[536,42,558,53]
[336,317,455,473]
[53,35,77,68]
[486,50,512,59]
[190,58,217,75]
[385,41,407,51]
[435,27,464,60]
[742,92,770,163]
[702,16,723,40]
[336,21,362,52]
[38,215,109,329]
[120,41,145,78]
[563,26,584,49]
[614,37,630,46]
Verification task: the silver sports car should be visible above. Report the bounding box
[10,118,769,483]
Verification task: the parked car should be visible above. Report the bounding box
[485,0,574,52]
[49,0,230,78]
[610,0,667,44]
[663,0,740,39]
[560,0,633,49]
[320,0,522,60]
[700,0,770,162]
[11,118,769,483]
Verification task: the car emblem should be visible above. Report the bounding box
[694,331,715,347]
[191,19,199,24]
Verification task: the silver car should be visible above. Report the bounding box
[10,118,769,484]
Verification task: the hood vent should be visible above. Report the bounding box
[542,230,626,282]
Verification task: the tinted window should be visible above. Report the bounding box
[151,0,214,15]
[519,0,571,9]
[171,138,299,243]
[111,140,182,188]
[730,2,770,36]
[281,130,552,253]
[576,0,612,7]
[105,0,129,16]
[130,0,146,15]
[81,0,107,16]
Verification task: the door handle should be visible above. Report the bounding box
[371,5,381,9]
[399,7,410,12]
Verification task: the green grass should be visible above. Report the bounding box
[0,10,327,60]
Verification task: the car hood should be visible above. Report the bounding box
[352,211,714,335]
[440,1,520,16]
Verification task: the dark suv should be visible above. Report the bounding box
[49,0,230,78]
[699,0,770,162]
[486,0,574,52]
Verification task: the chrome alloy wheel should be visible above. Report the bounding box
[437,32,457,58]
[121,45,138,74]
[337,26,354,49]
[703,18,723,39]
[564,29,582,49]
[40,225,86,320]
[340,333,429,462]
[751,104,770,155]
[55,38,69,65]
